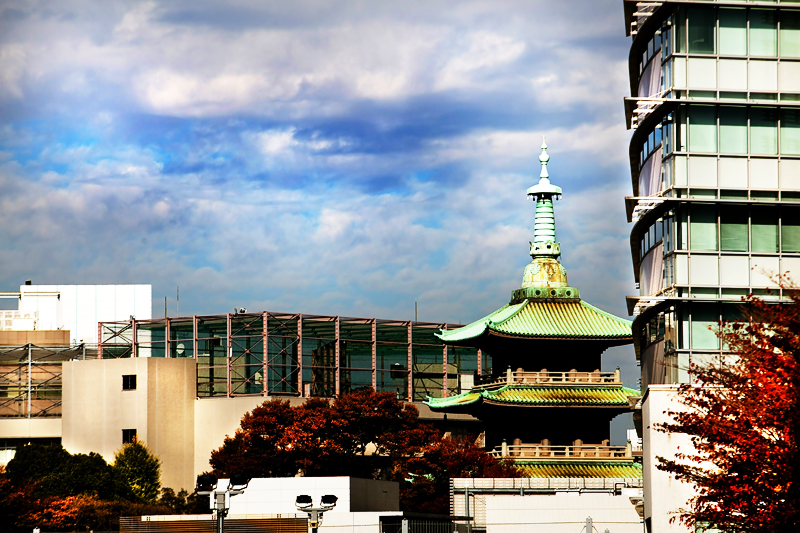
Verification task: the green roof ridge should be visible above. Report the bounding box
[425,383,641,409]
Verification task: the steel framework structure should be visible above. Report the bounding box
[0,343,94,418]
[99,312,484,401]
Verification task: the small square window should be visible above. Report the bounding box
[122,375,137,390]
[122,429,137,444]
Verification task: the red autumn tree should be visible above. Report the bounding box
[656,280,800,532]
[399,435,520,514]
[210,391,432,479]
[209,389,517,512]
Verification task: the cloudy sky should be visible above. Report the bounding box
[0,1,638,387]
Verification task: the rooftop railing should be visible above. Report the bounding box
[476,368,622,389]
[489,442,633,461]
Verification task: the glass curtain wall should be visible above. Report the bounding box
[630,2,800,386]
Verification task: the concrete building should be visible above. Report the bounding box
[0,284,151,461]
[1,283,152,344]
[623,1,800,530]
[29,310,481,491]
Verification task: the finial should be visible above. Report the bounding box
[527,135,561,199]
[539,136,550,179]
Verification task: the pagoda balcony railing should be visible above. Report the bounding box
[489,443,633,461]
[476,368,622,389]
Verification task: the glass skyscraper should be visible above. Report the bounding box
[624,2,799,530]
[625,1,800,389]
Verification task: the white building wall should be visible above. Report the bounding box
[642,385,695,533]
[485,494,642,533]
[18,284,151,344]
[226,477,400,515]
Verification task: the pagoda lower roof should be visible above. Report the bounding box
[425,384,640,409]
[513,461,643,479]
[436,298,632,344]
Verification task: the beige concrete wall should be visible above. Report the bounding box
[0,330,71,345]
[62,358,195,492]
[0,418,61,439]
[642,385,695,533]
[193,396,271,476]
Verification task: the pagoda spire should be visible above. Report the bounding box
[516,137,576,298]
[527,137,562,257]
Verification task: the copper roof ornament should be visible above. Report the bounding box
[519,138,574,296]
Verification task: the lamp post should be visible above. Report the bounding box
[295,494,338,533]
[196,473,251,533]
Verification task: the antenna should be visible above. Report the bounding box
[177,286,180,317]
[415,301,418,322]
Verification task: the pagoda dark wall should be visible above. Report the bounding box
[481,406,622,450]
[483,339,615,378]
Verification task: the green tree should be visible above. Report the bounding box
[113,439,162,503]
[5,443,70,487]
[6,443,123,499]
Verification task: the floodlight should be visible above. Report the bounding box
[196,473,218,493]
[295,494,313,509]
[229,473,251,489]
[321,494,338,507]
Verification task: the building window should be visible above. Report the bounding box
[689,204,718,251]
[688,6,717,54]
[122,429,137,444]
[122,374,137,390]
[750,9,777,57]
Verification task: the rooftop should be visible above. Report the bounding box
[425,382,640,410]
[436,299,633,344]
[514,461,643,479]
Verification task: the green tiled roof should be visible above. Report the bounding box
[425,384,640,410]
[513,461,643,479]
[437,299,632,343]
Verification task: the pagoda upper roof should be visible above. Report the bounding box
[436,298,633,344]
[425,383,640,410]
[514,461,642,479]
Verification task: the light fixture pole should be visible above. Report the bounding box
[196,473,251,533]
[295,494,338,533]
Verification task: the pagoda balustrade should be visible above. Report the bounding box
[477,368,621,389]
[489,442,633,461]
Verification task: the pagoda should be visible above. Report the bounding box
[426,140,640,478]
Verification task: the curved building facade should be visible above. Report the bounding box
[623,2,799,530]
[624,1,800,389]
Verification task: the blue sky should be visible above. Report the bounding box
[0,0,639,389]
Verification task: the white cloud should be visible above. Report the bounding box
[434,31,526,91]
[0,44,26,99]
[429,123,631,167]
[255,128,299,155]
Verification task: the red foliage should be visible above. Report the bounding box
[209,389,517,513]
[400,435,520,514]
[656,280,800,532]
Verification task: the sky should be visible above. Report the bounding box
[0,1,639,391]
